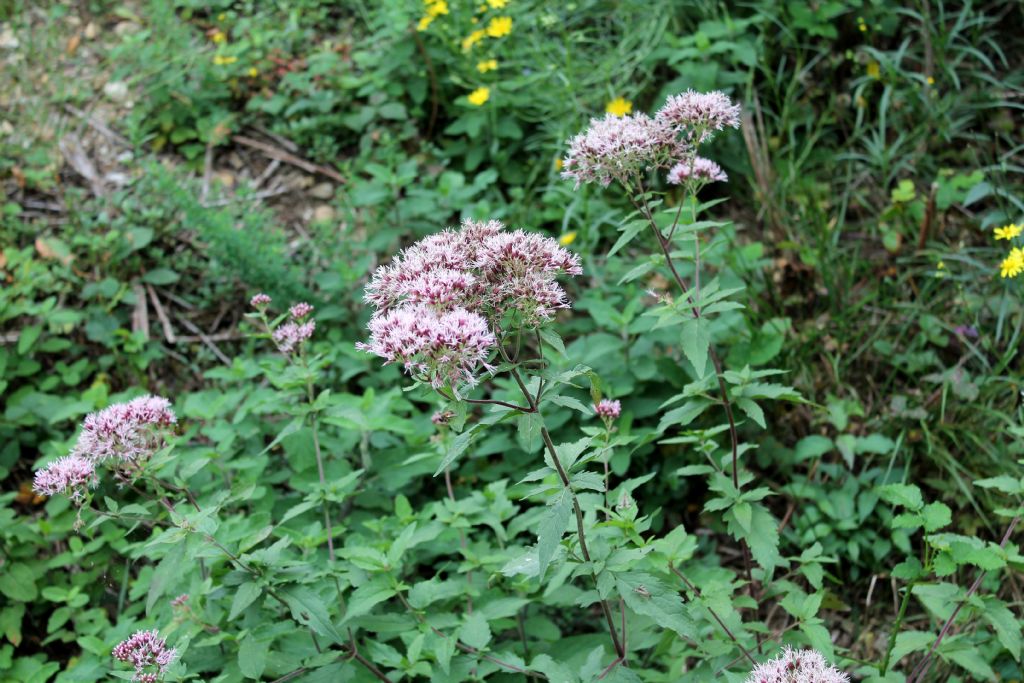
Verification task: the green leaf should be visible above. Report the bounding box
[0,564,37,602]
[735,398,765,429]
[434,426,478,475]
[983,599,1021,661]
[537,489,572,580]
[516,413,542,454]
[975,475,1023,495]
[239,633,268,679]
[0,604,25,646]
[282,587,343,644]
[460,611,491,650]
[680,318,710,378]
[616,571,695,639]
[17,326,42,355]
[799,621,834,659]
[141,268,179,285]
[921,502,952,532]
[876,484,924,510]
[728,503,782,575]
[656,400,711,434]
[529,654,578,683]
[230,582,262,621]
[608,219,647,257]
[342,577,396,625]
[889,631,935,664]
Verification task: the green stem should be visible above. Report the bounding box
[880,580,916,675]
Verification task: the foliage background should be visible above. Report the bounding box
[1,0,1022,681]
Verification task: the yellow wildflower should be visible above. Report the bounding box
[248,67,259,77]
[994,223,1022,241]
[606,97,633,117]
[462,28,487,51]
[559,231,577,246]
[213,55,237,66]
[426,0,448,17]
[1000,247,1024,278]
[486,16,512,38]
[211,30,227,44]
[477,59,498,73]
[467,87,490,106]
[866,61,880,79]
[926,76,935,85]
[487,0,508,7]
[417,15,434,31]
[217,12,226,21]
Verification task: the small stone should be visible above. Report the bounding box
[0,120,13,136]
[113,21,140,37]
[312,205,335,223]
[227,152,244,169]
[213,170,235,189]
[103,81,129,102]
[309,182,335,200]
[84,22,99,40]
[0,26,19,50]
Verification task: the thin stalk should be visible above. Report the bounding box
[668,562,757,666]
[880,580,916,675]
[301,353,335,562]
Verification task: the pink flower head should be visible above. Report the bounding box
[250,293,271,308]
[112,630,177,682]
[272,320,315,354]
[744,647,849,683]
[594,399,622,420]
[357,305,495,391]
[667,157,728,185]
[170,594,189,608]
[70,396,177,463]
[656,90,741,144]
[561,113,682,189]
[289,302,314,319]
[32,455,98,501]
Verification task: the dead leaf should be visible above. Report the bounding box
[35,237,74,266]
[66,33,80,56]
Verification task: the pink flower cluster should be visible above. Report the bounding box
[562,89,740,190]
[70,396,176,463]
[594,399,622,420]
[744,648,849,683]
[112,630,177,682]
[360,219,582,390]
[656,90,741,143]
[668,157,728,185]
[33,396,176,502]
[32,456,97,501]
[272,301,317,353]
[250,293,272,308]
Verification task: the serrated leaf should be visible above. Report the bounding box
[876,484,924,510]
[538,489,572,580]
[608,219,648,257]
[282,587,343,644]
[983,599,1021,661]
[680,318,710,378]
[616,571,695,639]
[460,611,491,650]
[975,475,1022,495]
[434,426,477,475]
[229,582,262,621]
[341,576,396,625]
[239,633,268,679]
[735,398,765,429]
[890,631,935,664]
[921,502,952,532]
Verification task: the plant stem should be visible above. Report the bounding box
[880,579,916,675]
[302,354,335,562]
[667,565,757,663]
[505,362,625,660]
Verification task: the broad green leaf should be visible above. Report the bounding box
[982,598,1021,661]
[538,489,572,580]
[921,502,952,532]
[529,654,578,683]
[229,582,262,621]
[890,631,935,664]
[239,633,268,679]
[876,484,924,510]
[434,426,478,475]
[282,587,343,644]
[342,576,396,625]
[616,571,695,639]
[975,475,1023,495]
[0,564,37,602]
[680,318,710,378]
[460,611,491,650]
